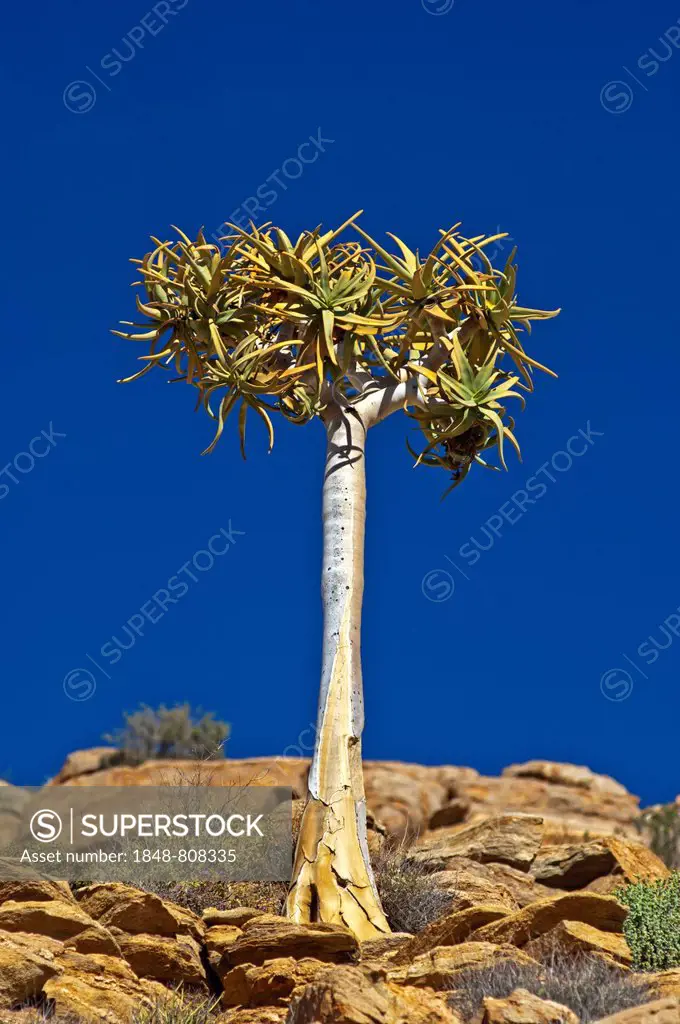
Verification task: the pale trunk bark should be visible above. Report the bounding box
[286,402,390,938]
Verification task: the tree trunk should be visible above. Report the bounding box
[286,402,390,939]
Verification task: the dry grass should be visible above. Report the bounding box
[448,952,651,1023]
[373,841,454,934]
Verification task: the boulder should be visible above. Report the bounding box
[113,930,207,986]
[0,929,63,1008]
[0,900,119,955]
[592,997,680,1024]
[469,893,627,947]
[359,934,413,962]
[205,924,244,968]
[223,916,358,968]
[203,906,266,927]
[430,800,471,830]
[650,971,680,999]
[411,816,544,873]
[502,762,630,796]
[481,864,566,908]
[51,747,120,784]
[531,837,669,891]
[425,858,520,912]
[524,920,632,965]
[362,761,451,837]
[75,883,204,939]
[0,880,75,906]
[391,906,511,964]
[42,951,152,1023]
[481,986,579,1024]
[288,963,461,1023]
[530,842,616,889]
[220,956,330,1008]
[386,942,539,990]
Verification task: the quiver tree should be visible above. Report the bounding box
[115,211,559,938]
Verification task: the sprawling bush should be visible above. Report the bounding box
[619,872,680,971]
[373,843,453,934]
[449,952,650,1022]
[104,703,229,764]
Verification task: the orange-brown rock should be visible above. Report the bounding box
[51,755,310,795]
[386,942,539,990]
[469,893,627,947]
[459,762,640,839]
[51,747,120,783]
[411,816,544,872]
[650,971,680,999]
[524,920,632,964]
[203,907,266,927]
[605,838,670,883]
[205,924,244,967]
[0,929,63,1008]
[0,900,119,955]
[362,761,451,837]
[530,842,617,889]
[216,1010,288,1024]
[481,987,579,1024]
[0,880,75,906]
[48,752,642,841]
[482,863,565,908]
[42,951,152,1023]
[391,906,510,964]
[75,882,204,939]
[113,930,207,986]
[532,837,669,891]
[220,956,330,1008]
[223,916,358,968]
[359,934,413,962]
[592,996,680,1024]
[425,859,521,912]
[288,963,461,1023]
[503,761,630,796]
[429,800,471,830]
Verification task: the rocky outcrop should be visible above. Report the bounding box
[49,752,642,840]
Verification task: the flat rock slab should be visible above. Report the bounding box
[469,893,627,947]
[412,816,545,872]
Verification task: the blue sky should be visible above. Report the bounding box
[2,0,679,805]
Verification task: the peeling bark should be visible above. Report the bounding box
[286,402,390,939]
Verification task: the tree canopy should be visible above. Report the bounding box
[116,212,558,495]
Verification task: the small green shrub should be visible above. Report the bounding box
[373,843,453,933]
[637,804,680,869]
[104,703,229,764]
[618,872,680,971]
